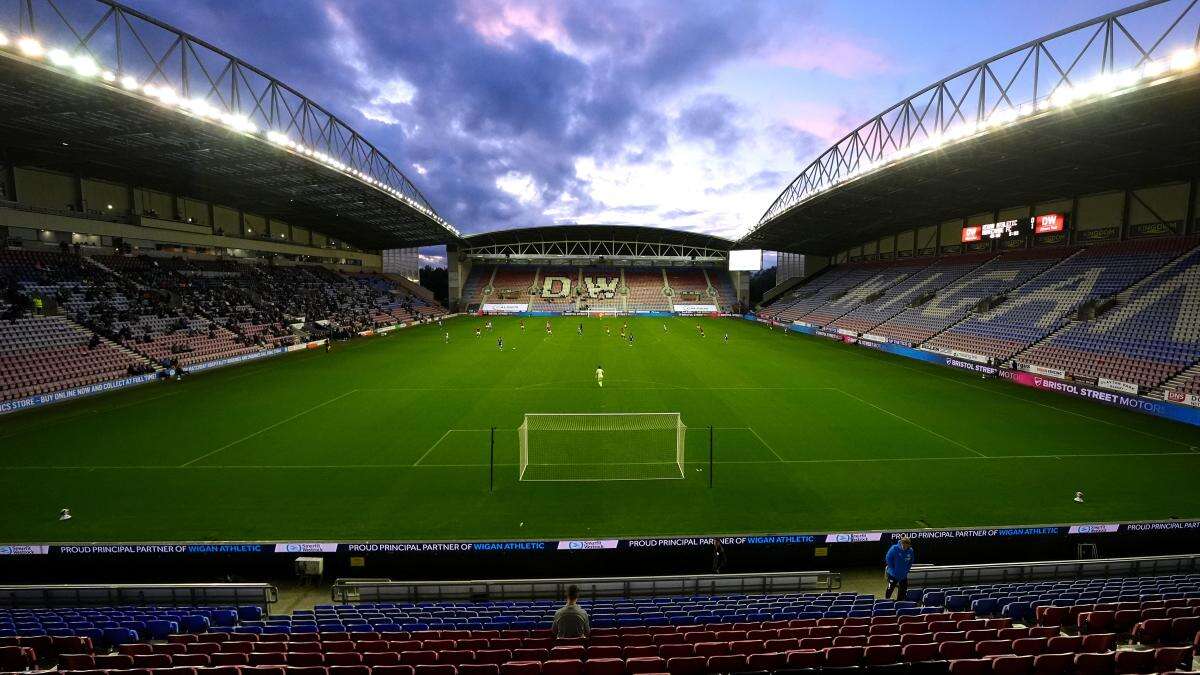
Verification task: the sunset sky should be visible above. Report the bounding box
[138,0,1134,261]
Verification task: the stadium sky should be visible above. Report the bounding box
[138,0,1133,264]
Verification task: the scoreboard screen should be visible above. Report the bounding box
[962,213,1065,243]
[728,249,763,271]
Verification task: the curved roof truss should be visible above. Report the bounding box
[0,0,459,239]
[747,0,1200,240]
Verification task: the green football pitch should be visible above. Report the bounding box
[2,315,1198,544]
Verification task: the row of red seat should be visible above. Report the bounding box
[156,615,995,647]
[136,629,1047,657]
[51,640,1192,672]
[40,645,1197,675]
[1039,602,1200,631]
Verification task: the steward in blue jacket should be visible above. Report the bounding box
[885,537,914,600]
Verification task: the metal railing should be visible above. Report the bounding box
[906,553,1200,587]
[332,571,840,603]
[0,582,278,609]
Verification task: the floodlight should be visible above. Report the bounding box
[47,48,71,66]
[1170,48,1197,71]
[71,55,98,77]
[17,37,44,58]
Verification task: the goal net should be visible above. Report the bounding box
[518,413,686,481]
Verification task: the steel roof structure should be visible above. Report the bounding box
[0,0,461,250]
[460,224,733,261]
[739,0,1200,256]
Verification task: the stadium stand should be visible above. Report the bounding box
[765,262,890,324]
[529,267,577,312]
[828,254,995,336]
[460,266,494,308]
[754,238,1200,392]
[1163,362,1200,398]
[579,267,622,312]
[0,315,148,403]
[708,270,738,312]
[867,249,1071,346]
[488,267,539,304]
[907,573,1200,631]
[623,269,671,312]
[1015,247,1200,389]
[664,269,712,307]
[798,260,932,327]
[0,249,446,403]
[924,238,1197,362]
[3,576,1197,675]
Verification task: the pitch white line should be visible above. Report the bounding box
[179,389,359,467]
[745,426,785,462]
[413,430,453,466]
[834,388,987,458]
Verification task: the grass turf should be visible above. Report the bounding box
[1,315,1198,543]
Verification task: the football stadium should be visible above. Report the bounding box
[2,0,1200,673]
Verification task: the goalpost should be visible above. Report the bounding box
[518,412,686,481]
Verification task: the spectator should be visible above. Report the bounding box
[884,537,915,600]
[712,538,726,574]
[552,584,590,638]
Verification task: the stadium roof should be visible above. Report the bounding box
[739,0,1200,256]
[0,0,461,251]
[462,224,733,251]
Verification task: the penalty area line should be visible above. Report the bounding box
[833,387,987,458]
[413,430,452,466]
[179,389,359,467]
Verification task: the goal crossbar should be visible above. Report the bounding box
[518,412,686,481]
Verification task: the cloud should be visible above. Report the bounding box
[763,34,895,79]
[125,0,898,240]
[675,94,744,150]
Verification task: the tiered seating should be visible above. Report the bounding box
[1162,362,1200,397]
[460,267,493,307]
[868,249,1070,346]
[665,269,710,305]
[0,316,147,402]
[529,267,576,312]
[17,612,1198,675]
[1017,248,1200,389]
[769,263,888,324]
[488,268,538,304]
[5,581,1200,675]
[0,249,448,404]
[830,255,994,335]
[708,272,737,311]
[580,267,621,312]
[909,573,1200,626]
[0,249,108,287]
[799,261,931,328]
[118,316,261,368]
[926,239,1195,361]
[623,269,669,312]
